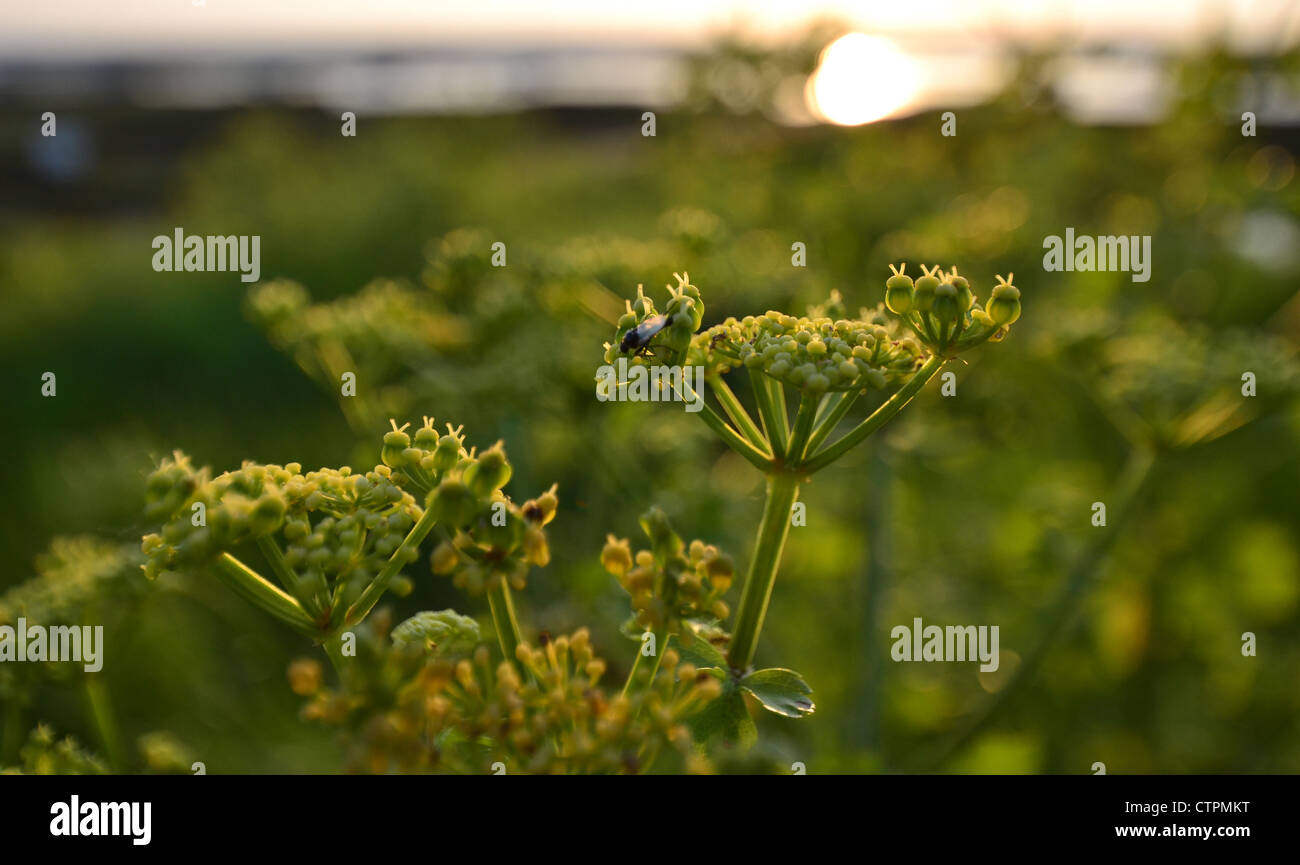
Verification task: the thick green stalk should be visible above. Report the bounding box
[343,504,439,627]
[213,553,317,635]
[709,374,769,452]
[726,471,802,672]
[487,582,525,669]
[803,354,946,473]
[849,446,892,756]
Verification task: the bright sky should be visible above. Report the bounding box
[3,0,1297,57]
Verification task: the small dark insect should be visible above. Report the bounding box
[619,313,674,354]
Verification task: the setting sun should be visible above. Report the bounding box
[807,32,921,126]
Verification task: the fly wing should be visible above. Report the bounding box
[620,314,671,352]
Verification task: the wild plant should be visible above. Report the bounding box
[137,264,1022,772]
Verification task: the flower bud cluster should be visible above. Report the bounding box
[884,263,1021,356]
[1041,313,1300,448]
[140,416,557,630]
[691,307,925,394]
[602,507,734,640]
[0,537,142,632]
[422,428,557,595]
[1,725,108,776]
[603,273,704,368]
[248,279,466,368]
[294,612,717,774]
[141,449,421,617]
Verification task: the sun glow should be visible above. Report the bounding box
[806,33,920,126]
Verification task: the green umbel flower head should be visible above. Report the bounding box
[604,273,704,368]
[883,264,1022,357]
[294,611,719,774]
[692,306,923,395]
[603,507,735,644]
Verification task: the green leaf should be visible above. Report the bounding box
[686,687,757,750]
[391,609,480,656]
[740,668,815,718]
[671,632,728,670]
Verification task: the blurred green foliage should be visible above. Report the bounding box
[1,37,1298,773]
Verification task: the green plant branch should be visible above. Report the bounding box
[803,354,946,473]
[343,504,439,627]
[806,388,863,455]
[84,676,124,770]
[921,446,1158,770]
[751,371,789,457]
[621,642,647,697]
[621,627,666,702]
[709,373,769,452]
[691,397,774,471]
[785,391,820,462]
[812,390,846,427]
[726,471,802,673]
[851,446,892,759]
[634,630,670,720]
[321,631,348,675]
[212,553,317,635]
[487,582,525,671]
[317,337,369,433]
[255,536,309,608]
[771,379,792,446]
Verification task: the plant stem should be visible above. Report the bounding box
[693,399,774,471]
[771,379,791,445]
[487,582,525,669]
[709,374,769,451]
[635,630,669,719]
[256,536,308,607]
[321,631,347,675]
[213,553,317,635]
[621,644,646,697]
[726,471,802,673]
[343,504,439,627]
[620,627,665,700]
[751,370,789,456]
[675,369,771,469]
[921,446,1158,770]
[806,388,863,455]
[84,676,124,769]
[850,446,892,757]
[785,391,820,462]
[803,354,946,473]
[812,390,845,426]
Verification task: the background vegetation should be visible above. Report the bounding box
[2,36,1298,773]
